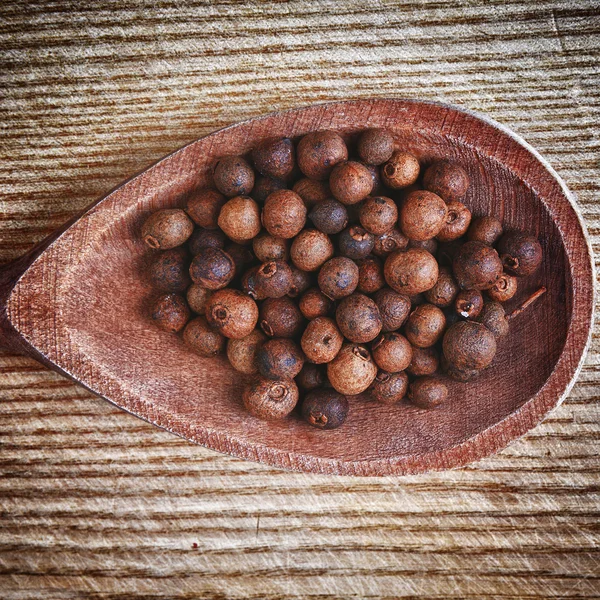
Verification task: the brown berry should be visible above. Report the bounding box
[243,376,299,421]
[372,228,409,257]
[290,229,334,272]
[259,297,304,338]
[217,196,261,243]
[329,161,374,205]
[299,287,334,320]
[183,316,225,357]
[151,293,190,332]
[487,272,518,302]
[477,301,509,339]
[454,289,484,319]
[424,266,459,308]
[225,243,254,275]
[301,317,344,364]
[442,320,497,370]
[436,201,472,242]
[453,241,503,290]
[189,247,235,290]
[357,256,385,294]
[369,371,409,404]
[371,332,412,372]
[408,376,448,409]
[262,190,307,238]
[287,266,313,298]
[188,227,226,253]
[296,363,327,391]
[497,231,543,277]
[186,284,212,314]
[251,175,287,204]
[327,343,378,395]
[308,198,349,234]
[381,151,420,189]
[365,164,385,195]
[251,137,295,180]
[257,338,304,380]
[149,247,191,292]
[407,346,439,377]
[359,196,398,235]
[399,190,448,241]
[213,156,255,197]
[338,226,375,259]
[318,257,359,300]
[423,160,469,201]
[206,289,259,339]
[409,238,438,254]
[186,189,227,230]
[297,131,348,180]
[436,240,463,267]
[252,232,289,263]
[335,293,382,343]
[357,128,395,165]
[252,260,293,298]
[440,353,480,382]
[292,178,331,207]
[405,304,447,348]
[302,389,349,429]
[142,209,194,250]
[467,216,503,245]
[226,329,267,375]
[374,288,411,332]
[384,248,439,296]
[240,266,263,300]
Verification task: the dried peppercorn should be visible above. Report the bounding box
[422,160,469,201]
[262,189,307,239]
[186,284,212,314]
[399,190,448,241]
[252,260,293,298]
[292,178,331,207]
[424,266,459,308]
[308,198,349,234]
[327,343,378,395]
[149,247,191,292]
[488,273,518,302]
[374,288,412,332]
[287,266,313,298]
[142,209,194,250]
[467,216,503,245]
[251,175,287,204]
[454,289,484,319]
[257,338,305,380]
[186,189,227,230]
[477,301,509,339]
[404,303,447,348]
[151,293,190,332]
[436,201,472,242]
[188,227,226,254]
[329,161,374,205]
[296,363,327,391]
[290,229,334,272]
[299,287,334,320]
[252,232,289,263]
[453,241,503,290]
[297,130,348,180]
[189,247,235,290]
[407,346,439,377]
[369,371,409,404]
[336,293,383,343]
[259,296,304,338]
[357,256,385,294]
[372,228,409,257]
[318,256,359,300]
[338,226,375,259]
[226,329,267,375]
[371,332,413,373]
[357,128,395,165]
[384,248,439,296]
[217,196,262,243]
[183,316,226,357]
[213,155,255,197]
[251,137,295,181]
[359,196,398,235]
[497,231,543,277]
[301,317,344,364]
[243,376,299,421]
[408,376,448,409]
[442,320,497,370]
[205,288,259,339]
[381,151,420,189]
[302,389,349,429]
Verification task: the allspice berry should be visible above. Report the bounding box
[424,266,459,308]
[296,363,327,391]
[149,247,191,292]
[290,229,334,272]
[365,163,384,195]
[436,201,472,242]
[213,155,255,197]
[188,227,226,253]
[259,296,304,338]
[302,389,349,430]
[327,343,378,395]
[372,228,409,257]
[217,196,261,243]
[409,238,438,255]
[374,288,411,332]
[371,332,413,372]
[488,273,518,302]
[225,243,254,275]
[384,248,439,296]
[453,241,503,290]
[329,161,374,205]
[436,239,463,267]
[186,189,227,230]
[292,178,331,207]
[407,346,439,377]
[399,190,448,241]
[252,232,289,263]
[226,329,267,374]
[381,151,420,189]
[243,376,299,421]
[442,320,497,370]
[189,247,235,290]
[297,130,348,180]
[257,338,304,380]
[183,316,226,357]
[404,303,447,348]
[408,377,448,409]
[318,256,359,300]
[206,289,259,339]
[301,317,344,364]
[251,176,287,204]
[423,160,469,201]
[240,266,263,300]
[338,226,375,259]
[359,196,398,235]
[357,128,395,165]
[357,256,385,294]
[369,371,409,404]
[335,293,383,343]
[262,189,307,239]
[477,301,509,339]
[497,231,543,277]
[253,260,293,298]
[441,353,480,382]
[151,293,190,332]
[186,284,212,314]
[467,216,503,246]
[309,198,349,234]
[299,287,333,320]
[142,209,194,250]
[287,266,313,298]
[454,289,484,319]
[251,137,295,181]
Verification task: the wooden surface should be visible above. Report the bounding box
[1,1,599,597]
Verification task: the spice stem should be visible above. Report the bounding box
[507,286,547,321]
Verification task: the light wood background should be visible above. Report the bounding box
[1,1,599,598]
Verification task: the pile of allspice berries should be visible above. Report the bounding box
[141,128,543,430]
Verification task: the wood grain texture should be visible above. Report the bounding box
[0,1,599,597]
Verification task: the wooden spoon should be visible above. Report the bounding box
[0,99,594,476]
